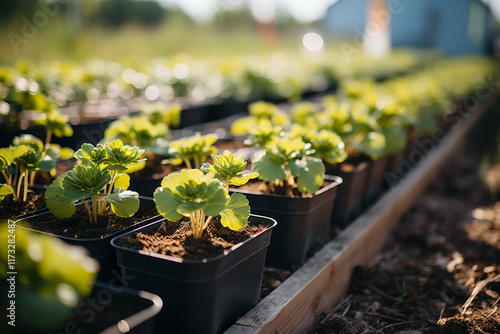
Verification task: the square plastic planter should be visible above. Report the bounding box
[67,281,162,334]
[231,175,342,270]
[327,162,370,229]
[17,197,162,282]
[363,156,389,208]
[111,214,277,334]
[16,281,162,334]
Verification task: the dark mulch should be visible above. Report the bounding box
[311,137,500,333]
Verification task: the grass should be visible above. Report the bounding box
[0,12,309,65]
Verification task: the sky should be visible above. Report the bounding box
[157,0,500,23]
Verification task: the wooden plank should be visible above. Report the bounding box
[225,95,497,334]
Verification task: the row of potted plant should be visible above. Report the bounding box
[0,55,497,333]
[0,49,430,132]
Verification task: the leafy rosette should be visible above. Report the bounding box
[306,129,348,165]
[46,159,139,222]
[154,169,250,239]
[253,137,325,195]
[201,150,259,189]
[162,132,218,169]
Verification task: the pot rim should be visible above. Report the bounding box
[15,195,161,242]
[111,213,277,265]
[229,174,343,198]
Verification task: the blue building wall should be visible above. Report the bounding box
[324,0,496,55]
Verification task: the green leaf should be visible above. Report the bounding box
[201,150,258,187]
[62,160,110,198]
[114,173,130,190]
[108,189,139,218]
[46,174,76,218]
[297,157,325,194]
[253,153,286,182]
[200,187,228,217]
[219,193,250,230]
[0,184,13,201]
[154,187,184,222]
[0,145,30,167]
[381,125,407,156]
[229,172,259,186]
[351,131,386,160]
[154,169,228,220]
[36,154,56,172]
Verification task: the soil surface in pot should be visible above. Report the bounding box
[310,138,500,332]
[237,179,330,198]
[20,201,158,239]
[115,216,273,260]
[0,191,46,220]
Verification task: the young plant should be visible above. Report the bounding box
[0,135,55,202]
[0,223,98,333]
[230,101,289,137]
[162,132,217,169]
[35,109,73,147]
[306,129,348,166]
[290,101,319,125]
[154,169,251,239]
[46,140,145,222]
[201,150,259,191]
[244,119,282,148]
[141,102,181,127]
[253,136,325,195]
[103,115,170,150]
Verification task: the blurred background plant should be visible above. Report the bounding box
[0,222,98,332]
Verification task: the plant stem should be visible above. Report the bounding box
[190,212,197,237]
[45,129,52,148]
[29,171,36,186]
[23,174,28,202]
[13,164,19,190]
[92,196,97,223]
[184,159,192,169]
[194,156,200,169]
[203,216,212,230]
[83,200,93,223]
[16,173,23,202]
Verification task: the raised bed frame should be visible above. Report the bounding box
[225,94,499,334]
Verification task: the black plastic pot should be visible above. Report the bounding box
[327,162,370,229]
[111,214,276,334]
[14,281,163,334]
[66,281,162,334]
[231,175,342,270]
[128,177,163,198]
[17,197,162,282]
[363,157,389,208]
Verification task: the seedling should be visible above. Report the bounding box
[154,169,251,239]
[141,102,181,127]
[0,135,55,202]
[35,109,73,147]
[201,150,259,191]
[306,129,348,165]
[104,115,170,149]
[253,136,325,195]
[162,132,217,169]
[230,101,289,136]
[244,119,282,148]
[46,140,145,222]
